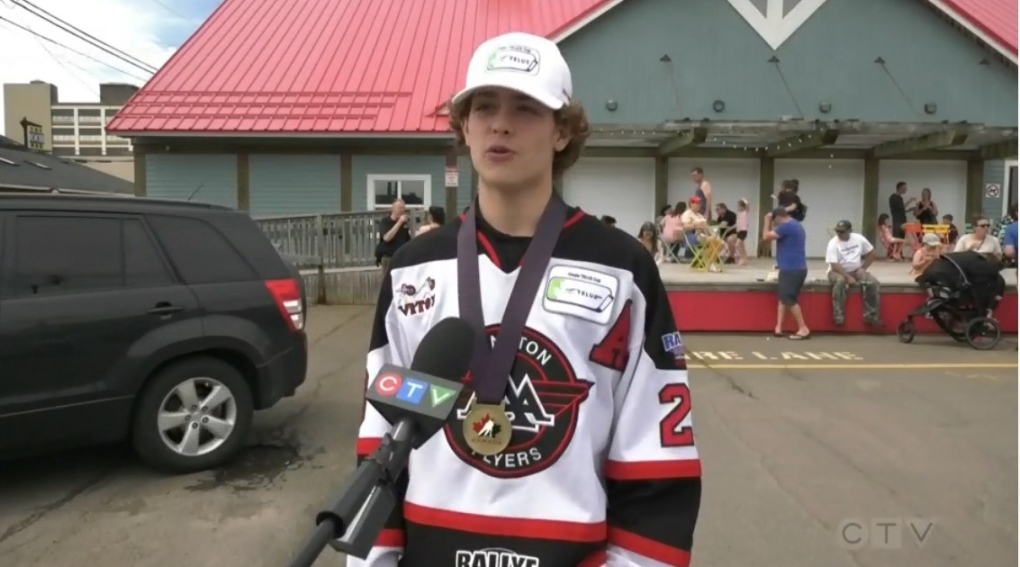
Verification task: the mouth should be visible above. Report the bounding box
[485,145,515,156]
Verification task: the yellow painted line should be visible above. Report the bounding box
[686,363,1018,370]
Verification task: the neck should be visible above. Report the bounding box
[476,179,555,236]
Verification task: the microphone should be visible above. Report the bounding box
[365,317,476,449]
[287,317,476,567]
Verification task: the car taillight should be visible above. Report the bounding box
[265,278,304,332]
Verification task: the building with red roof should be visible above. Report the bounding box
[107,0,1017,251]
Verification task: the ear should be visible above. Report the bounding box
[553,123,571,153]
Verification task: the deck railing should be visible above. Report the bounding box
[253,210,427,268]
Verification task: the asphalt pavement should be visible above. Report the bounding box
[0,306,1015,567]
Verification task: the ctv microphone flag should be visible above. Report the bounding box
[366,363,465,448]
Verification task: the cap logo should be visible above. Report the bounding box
[486,45,541,75]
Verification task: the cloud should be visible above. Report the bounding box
[0,0,212,135]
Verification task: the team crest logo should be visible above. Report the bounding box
[396,277,436,316]
[444,326,593,478]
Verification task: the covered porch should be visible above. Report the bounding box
[572,119,1016,248]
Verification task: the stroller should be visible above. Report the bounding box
[897,251,1005,350]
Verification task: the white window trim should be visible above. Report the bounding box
[366,174,432,211]
[1003,159,1017,217]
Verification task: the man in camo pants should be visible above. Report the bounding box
[824,220,884,327]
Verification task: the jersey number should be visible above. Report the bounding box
[589,301,632,372]
[658,383,694,447]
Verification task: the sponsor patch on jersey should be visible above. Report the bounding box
[445,326,593,479]
[455,548,540,567]
[661,331,685,360]
[541,265,618,325]
[395,276,436,317]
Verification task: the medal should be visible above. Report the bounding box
[462,402,513,455]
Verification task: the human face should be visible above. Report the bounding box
[462,88,569,191]
[689,200,701,214]
[975,219,990,235]
[391,199,406,217]
[836,230,849,241]
[690,170,703,183]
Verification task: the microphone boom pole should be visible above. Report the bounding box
[288,422,415,567]
[286,318,476,566]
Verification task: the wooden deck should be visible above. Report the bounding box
[295,259,1019,305]
[659,258,1019,292]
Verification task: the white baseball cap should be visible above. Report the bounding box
[451,32,572,110]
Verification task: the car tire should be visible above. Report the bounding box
[131,356,254,474]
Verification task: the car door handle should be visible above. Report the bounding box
[147,303,184,316]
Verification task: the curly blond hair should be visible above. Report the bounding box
[446,95,590,178]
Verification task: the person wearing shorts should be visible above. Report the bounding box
[762,207,810,339]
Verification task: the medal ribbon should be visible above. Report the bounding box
[456,195,567,404]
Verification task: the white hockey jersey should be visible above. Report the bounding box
[350,207,702,567]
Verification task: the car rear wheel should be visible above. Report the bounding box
[131,357,254,474]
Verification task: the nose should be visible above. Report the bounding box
[489,106,513,135]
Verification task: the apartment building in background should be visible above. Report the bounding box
[3,81,138,182]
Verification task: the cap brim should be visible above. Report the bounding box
[451,76,565,110]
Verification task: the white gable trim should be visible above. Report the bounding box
[925,0,1017,65]
[552,0,629,43]
[727,0,830,51]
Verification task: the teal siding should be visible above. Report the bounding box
[983,160,1007,217]
[561,0,1017,126]
[350,155,445,212]
[456,154,476,213]
[146,154,238,208]
[249,154,341,216]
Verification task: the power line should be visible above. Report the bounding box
[11,0,159,74]
[24,19,101,97]
[0,15,150,82]
[147,0,189,21]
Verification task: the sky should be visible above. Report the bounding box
[0,0,221,135]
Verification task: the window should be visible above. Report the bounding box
[124,219,173,288]
[11,216,123,297]
[147,215,258,284]
[367,174,431,211]
[106,146,133,156]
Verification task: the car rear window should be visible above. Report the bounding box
[147,214,259,285]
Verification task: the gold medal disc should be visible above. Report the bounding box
[462,402,512,455]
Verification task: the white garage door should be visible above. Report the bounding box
[774,160,865,258]
[878,160,967,227]
[562,158,655,236]
[668,158,761,255]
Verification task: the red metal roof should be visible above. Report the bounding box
[939,0,1017,55]
[107,0,1016,136]
[107,0,611,135]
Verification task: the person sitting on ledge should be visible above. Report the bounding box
[825,220,884,327]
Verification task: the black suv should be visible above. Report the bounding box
[0,194,308,474]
